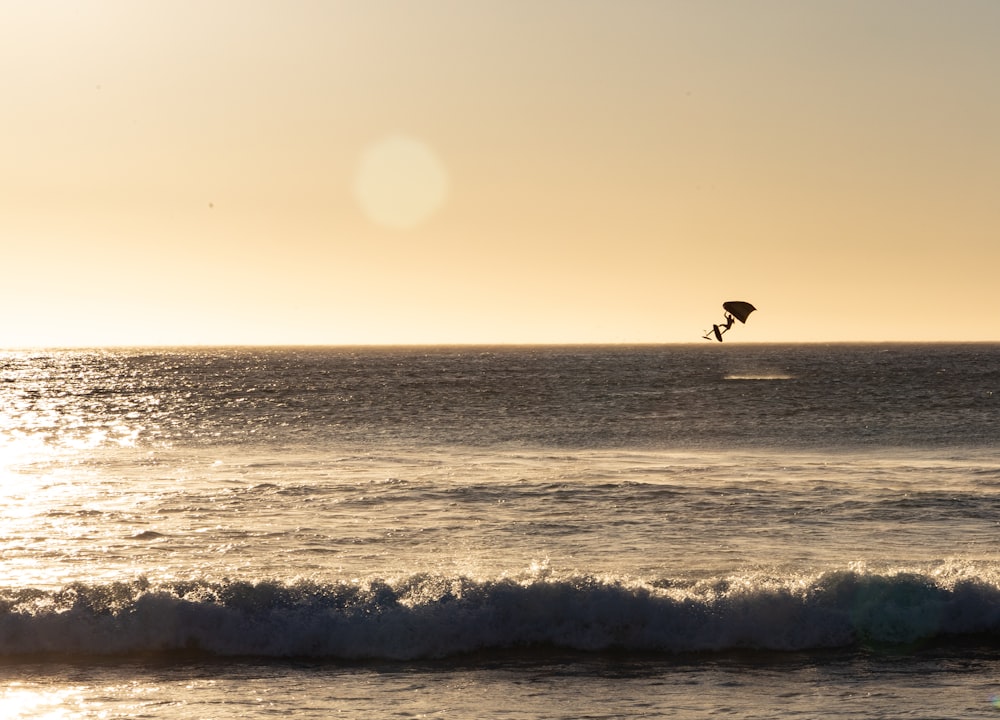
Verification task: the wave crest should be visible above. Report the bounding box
[2,568,999,660]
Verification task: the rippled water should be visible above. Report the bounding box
[1,345,999,717]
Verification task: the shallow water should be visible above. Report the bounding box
[4,649,1000,719]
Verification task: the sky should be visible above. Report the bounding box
[2,0,999,346]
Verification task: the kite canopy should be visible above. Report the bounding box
[722,301,756,324]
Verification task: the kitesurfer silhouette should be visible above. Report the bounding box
[702,313,736,342]
[703,302,756,342]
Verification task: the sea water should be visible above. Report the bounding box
[1,344,999,718]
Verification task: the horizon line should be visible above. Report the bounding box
[4,340,999,352]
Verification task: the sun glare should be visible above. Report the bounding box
[0,685,83,719]
[354,134,450,230]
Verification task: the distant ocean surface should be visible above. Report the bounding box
[1,344,999,718]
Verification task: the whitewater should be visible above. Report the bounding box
[1,344,999,718]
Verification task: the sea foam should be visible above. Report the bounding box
[2,568,999,660]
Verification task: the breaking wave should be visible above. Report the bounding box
[2,568,999,660]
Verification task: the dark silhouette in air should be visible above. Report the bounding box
[703,301,756,342]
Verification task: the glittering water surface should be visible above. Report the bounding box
[1,345,999,717]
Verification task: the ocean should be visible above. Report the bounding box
[1,343,999,718]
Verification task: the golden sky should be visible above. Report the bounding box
[3,0,998,346]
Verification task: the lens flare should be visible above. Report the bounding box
[354,134,450,230]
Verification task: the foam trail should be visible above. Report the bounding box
[2,569,1000,660]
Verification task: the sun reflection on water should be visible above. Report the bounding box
[0,684,85,720]
[0,351,161,587]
